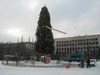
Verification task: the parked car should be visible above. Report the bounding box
[4,55,17,61]
[90,59,96,66]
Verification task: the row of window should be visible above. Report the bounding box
[56,46,99,51]
[56,41,98,47]
[56,38,98,44]
[56,49,97,54]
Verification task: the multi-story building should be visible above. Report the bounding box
[54,34,100,58]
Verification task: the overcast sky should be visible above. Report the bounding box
[0,0,100,42]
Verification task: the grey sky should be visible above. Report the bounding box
[0,0,100,42]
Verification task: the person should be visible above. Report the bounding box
[16,56,19,66]
[56,58,60,64]
[81,58,84,68]
[86,58,90,68]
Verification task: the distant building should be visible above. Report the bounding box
[0,42,34,60]
[54,34,100,59]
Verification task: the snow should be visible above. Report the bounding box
[0,60,100,75]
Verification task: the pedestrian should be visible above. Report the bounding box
[16,56,19,66]
[86,58,90,68]
[81,58,84,68]
[56,58,60,64]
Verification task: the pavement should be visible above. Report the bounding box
[1,61,68,68]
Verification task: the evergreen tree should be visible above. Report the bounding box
[0,44,4,60]
[35,6,54,56]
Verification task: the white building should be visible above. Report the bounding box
[54,34,100,58]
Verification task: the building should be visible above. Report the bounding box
[54,34,100,59]
[0,42,34,60]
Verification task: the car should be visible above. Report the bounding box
[4,55,17,61]
[90,59,96,66]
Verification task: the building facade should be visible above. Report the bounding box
[54,34,100,58]
[0,42,34,60]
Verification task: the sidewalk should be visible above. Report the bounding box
[2,61,66,68]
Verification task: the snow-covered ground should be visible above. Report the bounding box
[0,60,100,75]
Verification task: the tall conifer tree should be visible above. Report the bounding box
[35,6,54,55]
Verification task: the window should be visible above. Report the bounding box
[96,42,98,44]
[95,38,98,41]
[64,43,66,46]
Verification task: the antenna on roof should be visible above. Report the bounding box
[28,36,30,42]
[21,36,23,42]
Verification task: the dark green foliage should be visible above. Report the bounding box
[35,6,54,55]
[0,44,4,60]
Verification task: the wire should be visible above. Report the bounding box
[45,26,66,34]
